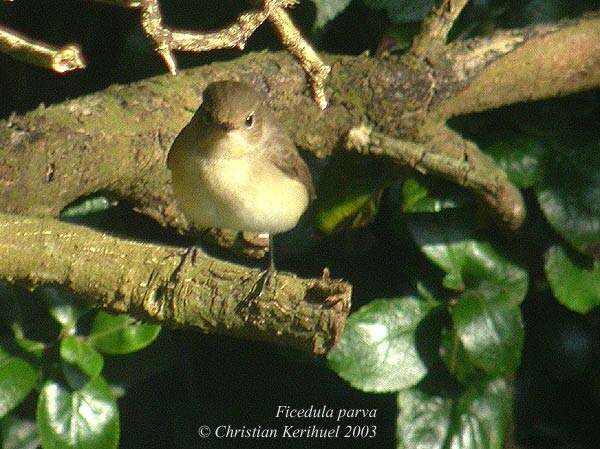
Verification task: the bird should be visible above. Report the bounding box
[167,80,315,286]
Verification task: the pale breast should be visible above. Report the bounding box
[206,158,309,233]
[171,155,309,234]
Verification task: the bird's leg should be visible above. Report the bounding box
[236,235,275,312]
[268,233,276,276]
[170,245,202,283]
[256,233,276,294]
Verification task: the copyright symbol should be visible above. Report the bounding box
[198,425,211,438]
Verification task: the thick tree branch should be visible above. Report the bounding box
[436,14,600,117]
[0,213,350,354]
[345,125,524,229]
[2,14,598,234]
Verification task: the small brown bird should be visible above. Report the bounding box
[167,81,315,279]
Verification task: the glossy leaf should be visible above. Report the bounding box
[327,297,429,392]
[439,328,479,385]
[10,326,45,359]
[0,344,37,418]
[37,377,119,449]
[60,196,113,219]
[536,135,600,256]
[396,377,510,449]
[40,287,87,332]
[484,134,544,188]
[315,155,392,234]
[407,212,528,305]
[451,292,523,375]
[401,176,467,213]
[407,212,527,375]
[60,336,104,379]
[311,0,352,28]
[89,312,160,355]
[544,245,600,314]
[1,415,40,449]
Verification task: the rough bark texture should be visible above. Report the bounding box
[1,11,599,353]
[0,213,350,354]
[1,14,599,231]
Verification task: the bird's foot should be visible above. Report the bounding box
[257,265,276,296]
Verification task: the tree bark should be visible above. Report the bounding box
[0,11,599,352]
[1,14,598,230]
[0,213,350,354]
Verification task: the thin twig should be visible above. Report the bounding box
[268,6,330,109]
[139,0,178,74]
[0,25,85,73]
[411,0,470,56]
[92,0,142,6]
[134,0,329,108]
[138,0,283,74]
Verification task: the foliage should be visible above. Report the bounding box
[311,0,353,29]
[0,286,160,449]
[1,1,599,449]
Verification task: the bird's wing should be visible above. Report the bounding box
[267,131,316,201]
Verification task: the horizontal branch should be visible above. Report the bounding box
[0,14,598,235]
[0,213,351,354]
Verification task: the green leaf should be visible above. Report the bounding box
[327,297,429,393]
[1,415,40,449]
[396,377,510,449]
[407,212,528,375]
[439,328,479,385]
[37,377,119,449]
[484,134,545,188]
[544,245,600,314]
[60,197,113,220]
[536,135,600,256]
[40,287,87,332]
[0,286,46,357]
[60,336,104,379]
[0,345,37,419]
[407,213,528,305]
[451,292,523,376]
[401,176,468,213]
[89,312,160,355]
[9,326,45,359]
[314,155,392,234]
[364,0,436,22]
[311,0,352,28]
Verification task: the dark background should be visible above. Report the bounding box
[1,1,599,448]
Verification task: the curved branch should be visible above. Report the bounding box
[0,213,351,355]
[345,125,524,229]
[433,13,600,118]
[0,14,598,233]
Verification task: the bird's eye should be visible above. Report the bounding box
[245,113,254,128]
